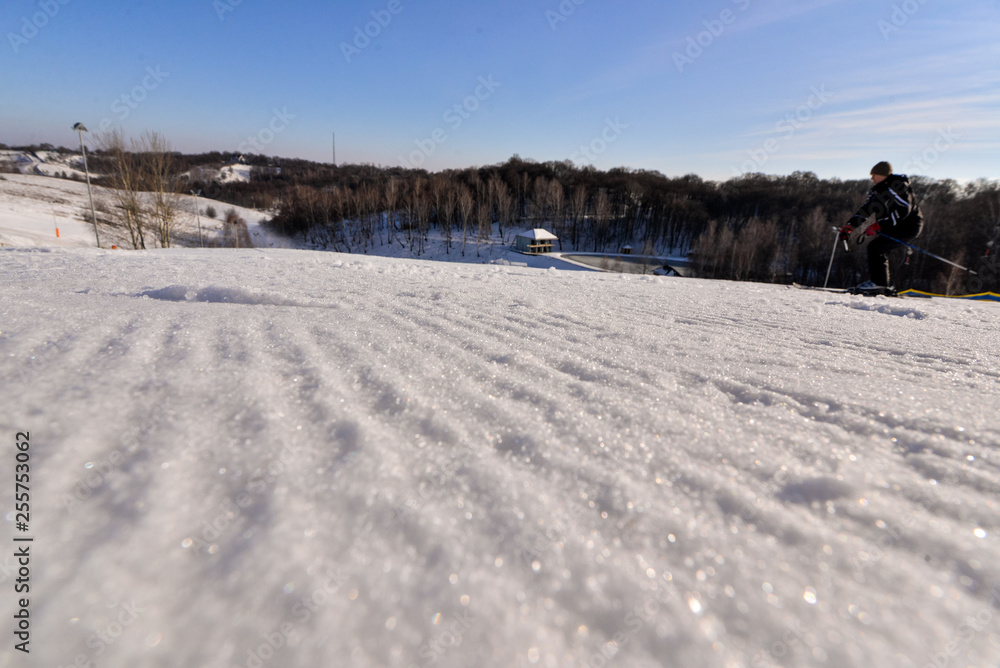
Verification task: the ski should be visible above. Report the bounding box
[791,283,849,294]
[792,283,900,297]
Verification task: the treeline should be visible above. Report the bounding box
[248,156,998,292]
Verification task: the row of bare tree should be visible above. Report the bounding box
[265,161,999,292]
[90,130,181,249]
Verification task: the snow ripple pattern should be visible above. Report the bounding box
[1,247,998,668]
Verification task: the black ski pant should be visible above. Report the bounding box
[866,219,922,287]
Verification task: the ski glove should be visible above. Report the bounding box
[865,221,881,237]
[838,225,853,242]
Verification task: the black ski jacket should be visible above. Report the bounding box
[848,174,923,238]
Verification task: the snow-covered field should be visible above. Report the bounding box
[0,149,90,181]
[0,173,283,251]
[2,238,999,667]
[217,163,254,184]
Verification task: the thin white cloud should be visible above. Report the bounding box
[724,0,856,35]
[553,0,860,105]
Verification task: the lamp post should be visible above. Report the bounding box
[73,123,101,248]
[190,189,204,247]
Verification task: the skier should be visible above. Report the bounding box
[839,161,924,294]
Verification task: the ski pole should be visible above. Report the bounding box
[823,226,839,288]
[879,233,978,275]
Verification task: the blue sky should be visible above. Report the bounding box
[2,0,998,181]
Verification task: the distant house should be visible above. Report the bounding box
[514,228,558,254]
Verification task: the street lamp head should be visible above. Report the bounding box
[73,123,88,132]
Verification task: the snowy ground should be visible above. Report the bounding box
[1,244,999,668]
[0,173,284,251]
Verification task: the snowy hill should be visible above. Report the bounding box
[0,149,91,180]
[216,162,254,184]
[0,173,285,250]
[1,148,264,187]
[1,243,998,668]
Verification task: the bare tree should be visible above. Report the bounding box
[731,218,778,281]
[223,208,252,248]
[475,199,491,256]
[593,187,611,252]
[530,175,549,227]
[408,179,430,256]
[430,177,454,253]
[96,128,146,249]
[95,129,180,249]
[457,184,474,257]
[141,131,180,248]
[548,178,565,246]
[441,181,457,253]
[491,174,515,242]
[358,182,379,250]
[383,177,400,246]
[570,185,587,250]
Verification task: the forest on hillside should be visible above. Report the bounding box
[202,155,998,294]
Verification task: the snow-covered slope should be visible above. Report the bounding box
[217,163,253,184]
[0,173,284,250]
[0,149,91,180]
[1,247,998,668]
